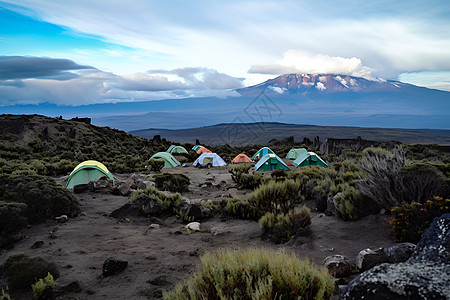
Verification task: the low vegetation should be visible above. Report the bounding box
[1,253,59,291]
[163,248,334,300]
[130,186,183,216]
[152,173,190,193]
[32,273,56,300]
[260,205,311,243]
[390,196,450,243]
[224,197,260,220]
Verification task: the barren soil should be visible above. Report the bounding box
[0,166,394,299]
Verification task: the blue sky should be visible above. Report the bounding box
[1,0,450,106]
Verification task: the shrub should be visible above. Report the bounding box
[333,184,365,221]
[271,169,288,180]
[0,287,11,300]
[148,159,165,172]
[200,200,220,219]
[0,174,79,223]
[32,273,56,300]
[249,179,304,214]
[228,164,267,189]
[163,248,334,300]
[1,254,59,290]
[0,202,28,243]
[390,196,450,243]
[260,205,311,243]
[357,147,406,209]
[130,186,183,215]
[152,173,190,193]
[225,197,260,220]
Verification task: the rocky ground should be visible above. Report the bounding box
[0,166,395,300]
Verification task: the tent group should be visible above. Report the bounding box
[66,160,114,188]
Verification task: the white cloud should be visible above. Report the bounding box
[268,86,287,94]
[249,50,376,80]
[316,82,326,91]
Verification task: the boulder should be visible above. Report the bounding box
[114,182,132,196]
[342,214,450,299]
[185,204,203,221]
[110,203,140,219]
[102,257,128,277]
[89,176,113,191]
[185,222,201,231]
[54,215,68,223]
[73,184,89,194]
[384,243,416,263]
[135,194,167,216]
[356,247,389,271]
[323,255,356,278]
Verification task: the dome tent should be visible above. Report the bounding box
[255,154,290,171]
[286,148,308,159]
[66,160,114,189]
[197,147,212,154]
[292,152,328,168]
[252,147,274,160]
[150,152,181,168]
[231,153,253,163]
[167,145,189,154]
[193,153,227,167]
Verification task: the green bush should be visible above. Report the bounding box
[152,173,190,193]
[148,159,165,172]
[225,197,260,220]
[0,174,79,223]
[32,272,56,300]
[0,201,28,239]
[130,186,183,215]
[390,196,450,243]
[333,184,365,220]
[228,164,268,189]
[270,169,288,180]
[259,206,311,243]
[0,287,11,300]
[163,248,334,300]
[1,254,59,290]
[249,180,304,214]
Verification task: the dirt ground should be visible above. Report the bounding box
[0,166,395,299]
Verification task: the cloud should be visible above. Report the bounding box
[0,56,244,106]
[0,56,94,80]
[249,50,376,79]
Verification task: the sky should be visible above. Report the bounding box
[1,0,450,106]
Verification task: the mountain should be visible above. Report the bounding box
[130,122,450,146]
[1,74,449,131]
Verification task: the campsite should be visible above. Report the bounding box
[0,115,449,299]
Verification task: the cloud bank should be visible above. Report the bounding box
[249,50,376,80]
[0,56,244,106]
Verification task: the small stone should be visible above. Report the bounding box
[356,247,389,271]
[31,241,44,249]
[323,255,356,278]
[185,222,201,231]
[384,243,416,263]
[55,215,69,223]
[149,224,160,230]
[102,257,128,277]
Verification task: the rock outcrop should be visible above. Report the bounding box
[342,214,450,299]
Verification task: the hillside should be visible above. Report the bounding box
[0,114,171,174]
[130,122,450,146]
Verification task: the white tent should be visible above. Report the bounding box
[193,153,227,167]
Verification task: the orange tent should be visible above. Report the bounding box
[231,153,253,163]
[197,147,212,154]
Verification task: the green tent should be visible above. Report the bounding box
[286,148,307,159]
[192,145,203,151]
[255,154,290,171]
[252,147,275,160]
[292,152,328,168]
[66,160,114,189]
[167,145,189,154]
[150,152,181,168]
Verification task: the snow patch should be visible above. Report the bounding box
[349,78,357,86]
[302,82,314,86]
[319,76,328,83]
[390,83,400,88]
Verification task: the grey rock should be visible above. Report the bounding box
[356,247,389,271]
[90,176,113,191]
[102,257,128,277]
[185,204,203,221]
[342,214,450,299]
[324,192,341,216]
[384,243,416,263]
[323,255,356,278]
[135,194,167,216]
[115,182,132,196]
[73,183,89,194]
